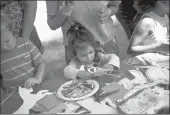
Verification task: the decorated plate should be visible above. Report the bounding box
[146,66,169,82]
[57,80,99,101]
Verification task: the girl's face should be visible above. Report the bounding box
[1,26,16,51]
[76,44,95,65]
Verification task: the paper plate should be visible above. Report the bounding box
[146,66,169,82]
[57,80,99,101]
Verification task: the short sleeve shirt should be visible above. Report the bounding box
[1,38,43,87]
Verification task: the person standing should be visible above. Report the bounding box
[1,0,44,54]
[46,1,121,64]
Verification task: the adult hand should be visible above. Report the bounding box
[98,7,112,23]
[24,77,42,88]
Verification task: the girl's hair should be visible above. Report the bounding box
[1,11,13,32]
[67,22,96,56]
[136,0,158,13]
[67,22,105,62]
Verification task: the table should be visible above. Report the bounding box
[1,54,169,114]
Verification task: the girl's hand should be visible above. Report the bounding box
[77,71,93,80]
[93,68,109,77]
[103,64,114,70]
[24,77,42,89]
[98,7,112,23]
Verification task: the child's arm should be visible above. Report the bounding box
[24,40,45,88]
[33,59,45,83]
[98,1,121,23]
[64,60,93,80]
[99,53,120,71]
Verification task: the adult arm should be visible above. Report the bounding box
[21,1,37,39]
[107,1,121,16]
[98,1,121,22]
[46,1,67,30]
[127,18,169,55]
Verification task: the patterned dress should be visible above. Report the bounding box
[1,0,23,39]
[1,0,44,54]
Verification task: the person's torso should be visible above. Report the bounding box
[61,1,116,46]
[144,12,168,44]
[139,11,169,45]
[1,38,36,87]
[1,0,24,39]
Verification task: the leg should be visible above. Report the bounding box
[102,38,119,55]
[30,26,44,54]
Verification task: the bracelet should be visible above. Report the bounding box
[91,73,95,78]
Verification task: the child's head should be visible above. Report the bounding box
[133,0,169,15]
[67,23,96,65]
[1,12,16,51]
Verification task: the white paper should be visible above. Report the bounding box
[79,65,85,71]
[77,97,118,114]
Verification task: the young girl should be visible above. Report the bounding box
[64,23,120,80]
[128,0,169,56]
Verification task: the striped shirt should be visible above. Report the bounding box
[1,38,43,87]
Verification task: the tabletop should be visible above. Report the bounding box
[1,53,169,114]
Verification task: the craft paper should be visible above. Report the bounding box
[37,94,64,111]
[119,87,168,114]
[107,84,129,101]
[102,81,121,93]
[77,97,117,114]
[101,81,129,101]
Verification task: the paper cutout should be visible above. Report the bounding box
[77,97,118,114]
[79,65,85,71]
[105,83,129,102]
[37,94,63,111]
[101,81,129,101]
[18,86,53,113]
[42,103,67,114]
